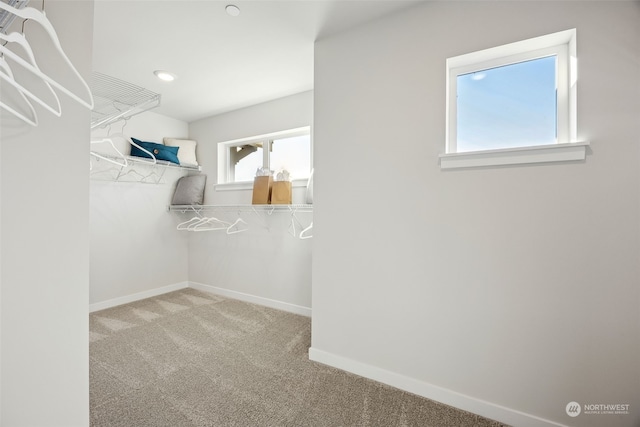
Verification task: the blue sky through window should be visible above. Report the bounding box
[457,55,557,152]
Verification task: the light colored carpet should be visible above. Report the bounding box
[90,288,508,427]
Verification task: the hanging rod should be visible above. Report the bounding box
[169,204,313,213]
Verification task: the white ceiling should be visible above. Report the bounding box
[92,0,422,123]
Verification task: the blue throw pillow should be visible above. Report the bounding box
[130,137,180,165]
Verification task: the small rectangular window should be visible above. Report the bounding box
[230,143,264,182]
[219,127,311,184]
[446,29,577,155]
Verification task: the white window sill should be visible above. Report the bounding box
[215,178,309,192]
[439,141,589,170]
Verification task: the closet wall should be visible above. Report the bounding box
[188,91,313,314]
[312,2,639,427]
[0,1,94,425]
[89,111,190,308]
[89,92,314,313]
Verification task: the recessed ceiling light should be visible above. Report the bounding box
[225,4,240,17]
[154,70,176,82]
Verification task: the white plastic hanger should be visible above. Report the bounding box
[177,216,203,231]
[113,166,164,184]
[90,137,128,168]
[106,133,157,164]
[0,2,94,109]
[190,216,230,232]
[299,222,313,240]
[128,135,157,164]
[0,55,37,126]
[226,217,248,235]
[0,31,62,116]
[288,208,304,238]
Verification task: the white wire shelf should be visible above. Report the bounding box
[170,204,313,237]
[169,204,313,213]
[90,72,161,129]
[90,154,201,184]
[91,153,201,171]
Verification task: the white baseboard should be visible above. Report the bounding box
[89,282,189,312]
[308,348,568,427]
[188,281,312,317]
[89,281,312,317]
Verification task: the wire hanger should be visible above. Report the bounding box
[0,55,37,126]
[287,206,304,238]
[112,165,165,184]
[190,216,231,232]
[126,135,157,164]
[226,217,249,235]
[0,30,62,117]
[90,137,128,168]
[175,206,203,230]
[90,123,129,169]
[299,221,313,240]
[91,120,157,171]
[177,216,203,231]
[0,1,94,109]
[109,120,158,164]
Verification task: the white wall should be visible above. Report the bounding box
[0,55,3,424]
[188,91,313,313]
[190,91,313,205]
[312,2,639,427]
[88,91,313,313]
[89,112,190,307]
[0,1,94,425]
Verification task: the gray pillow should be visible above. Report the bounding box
[172,174,206,205]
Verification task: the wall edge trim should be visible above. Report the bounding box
[89,282,189,312]
[189,281,311,317]
[308,347,569,427]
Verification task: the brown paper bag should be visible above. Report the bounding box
[271,181,292,205]
[252,176,273,204]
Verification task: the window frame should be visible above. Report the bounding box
[441,29,587,169]
[217,126,312,188]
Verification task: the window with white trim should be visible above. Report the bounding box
[441,29,587,169]
[218,127,311,184]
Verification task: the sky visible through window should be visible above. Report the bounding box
[457,55,557,152]
[234,145,263,182]
[270,135,311,180]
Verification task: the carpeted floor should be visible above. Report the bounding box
[90,288,508,427]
